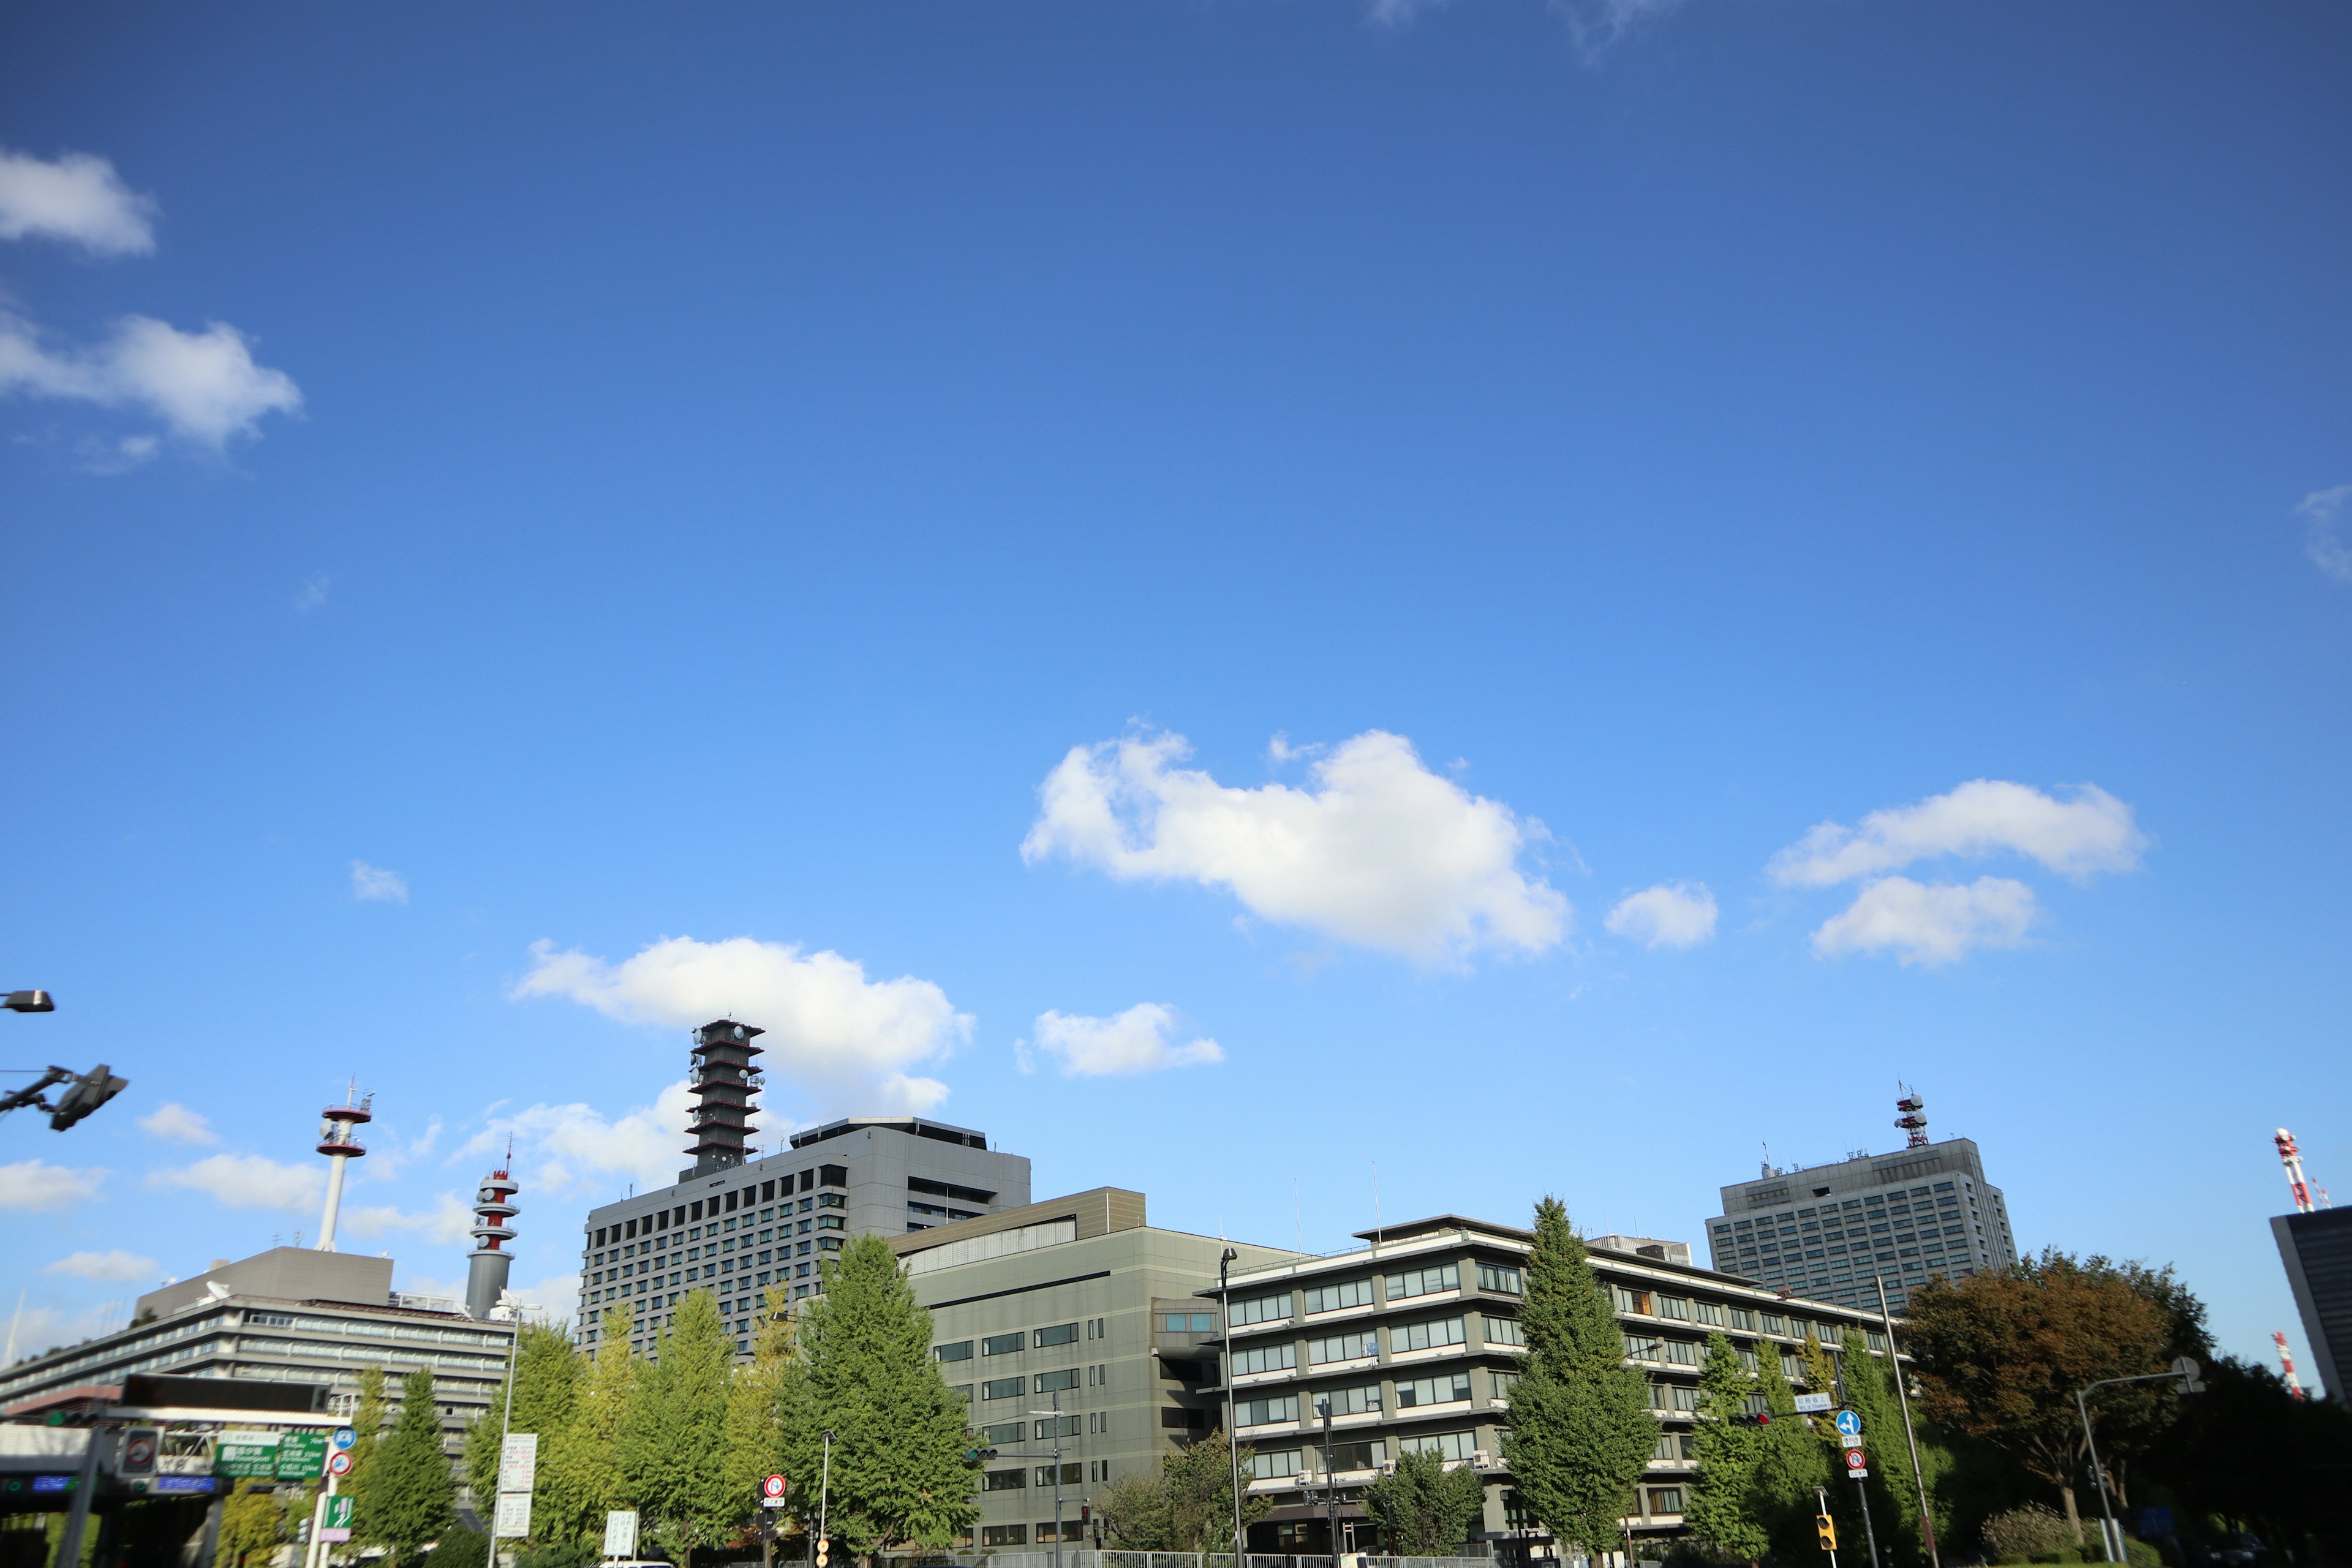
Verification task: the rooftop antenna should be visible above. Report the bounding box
[314,1080,372,1253]
[1895,1085,1929,1150]
[2277,1129,2315,1214]
[1761,1141,1773,1178]
[1371,1161,1382,1254]
[2274,1332,2305,1401]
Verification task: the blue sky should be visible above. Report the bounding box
[2,1,2347,1387]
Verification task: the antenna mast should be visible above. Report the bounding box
[2273,1332,2305,1400]
[1895,1085,1929,1150]
[2276,1128,2315,1214]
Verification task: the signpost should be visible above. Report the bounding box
[278,1432,328,1480]
[496,1432,538,1540]
[1843,1448,1869,1480]
[214,1435,283,1480]
[494,1491,533,1540]
[319,1493,355,1544]
[603,1509,639,1559]
[1793,1392,1834,1414]
[328,1451,353,1479]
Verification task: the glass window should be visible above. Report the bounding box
[1395,1373,1472,1408]
[984,1468,1026,1491]
[1483,1317,1526,1347]
[1656,1296,1691,1321]
[1491,1370,1521,1400]
[1694,1303,1724,1327]
[1307,1330,1378,1365]
[1189,1312,1216,1332]
[1036,1463,1083,1487]
[1398,1431,1477,1462]
[1760,1314,1787,1335]
[935,1340,973,1363]
[1615,1287,1653,1314]
[982,1332,1024,1357]
[1034,1322,1080,1348]
[981,1377,1024,1401]
[1672,1385,1702,1411]
[1649,1487,1685,1514]
[1251,1449,1304,1480]
[1326,1439,1383,1472]
[1623,1333,1663,1361]
[1305,1278,1376,1314]
[981,1420,1025,1445]
[1034,1369,1079,1394]
[982,1526,1027,1547]
[1394,1317,1466,1353]
[1035,1415,1080,1439]
[1476,1262,1523,1294]
[1385,1263,1461,1302]
[1665,1340,1700,1366]
[1323,1384,1382,1416]
[1237,1394,1299,1427]
[1233,1342,1298,1376]
[1231,1293,1292,1327]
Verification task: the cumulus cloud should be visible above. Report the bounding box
[350,861,408,903]
[0,148,156,254]
[1022,729,1568,965]
[454,1080,695,1199]
[44,1248,157,1283]
[0,1159,107,1212]
[147,1153,325,1213]
[1024,1004,1225,1077]
[1811,876,2035,966]
[138,1101,219,1146]
[2299,486,2352,586]
[1770,780,2144,888]
[0,311,301,448]
[345,1192,473,1246]
[512,935,969,1115]
[1604,882,1719,949]
[502,1269,582,1326]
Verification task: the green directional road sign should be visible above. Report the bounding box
[277,1433,328,1480]
[214,1437,281,1480]
[323,1495,355,1530]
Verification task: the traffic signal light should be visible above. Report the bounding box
[963,1446,998,1465]
[48,1065,127,1131]
[1730,1412,1773,1427]
[815,1538,829,1567]
[1816,1514,1838,1551]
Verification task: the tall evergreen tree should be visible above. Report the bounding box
[462,1324,585,1536]
[345,1366,391,1549]
[1749,1331,1830,1558]
[361,1369,459,1567]
[1499,1197,1658,1558]
[1684,1333,1769,1566]
[780,1236,980,1559]
[1363,1448,1488,1556]
[725,1286,801,1508]
[541,1306,638,1545]
[1837,1327,1950,1566]
[617,1291,739,1564]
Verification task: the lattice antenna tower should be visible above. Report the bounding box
[1895,1084,1929,1150]
[2276,1128,2315,1214]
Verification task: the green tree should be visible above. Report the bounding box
[344,1366,391,1545]
[618,1291,739,1563]
[1684,1333,1769,1566]
[1499,1197,1657,1557]
[541,1305,638,1545]
[1839,1327,1950,1566]
[780,1238,979,1558]
[360,1369,458,1567]
[462,1323,585,1532]
[1095,1469,1179,1550]
[215,1480,285,1567]
[1110,1433,1273,1551]
[1750,1327,1830,1558]
[1364,1447,1487,1555]
[725,1286,800,1509]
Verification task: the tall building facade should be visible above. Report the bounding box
[1210,1216,1902,1553]
[1704,1132,2016,1313]
[2272,1207,2352,1400]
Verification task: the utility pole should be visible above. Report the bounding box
[1319,1398,1340,1559]
[818,1430,834,1565]
[1871,1277,1940,1568]
[1221,1248,1243,1567]
[2073,1362,2203,1564]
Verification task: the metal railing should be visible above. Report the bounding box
[918,1553,1498,1568]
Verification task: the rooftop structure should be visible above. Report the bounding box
[2274,1205,2352,1400]
[685,1019,764,1178]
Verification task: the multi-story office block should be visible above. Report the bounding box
[1211,1216,1900,1553]
[576,1084,1031,1354]
[2272,1206,2352,1400]
[891,1189,1297,1550]
[1706,1118,2015,1313]
[0,1249,511,1460]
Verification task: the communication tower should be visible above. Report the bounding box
[2277,1128,2315,1214]
[685,1019,765,1178]
[1895,1085,1929,1150]
[314,1083,372,1253]
[466,1155,521,1318]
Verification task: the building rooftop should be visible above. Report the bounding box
[790,1115,992,1150]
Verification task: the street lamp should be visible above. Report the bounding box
[2075,1360,2203,1563]
[4,990,54,1012]
[1028,1395,1071,1568]
[1220,1247,1242,1567]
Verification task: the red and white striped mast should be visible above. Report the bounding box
[2275,1128,2314,1215]
[2272,1332,2305,1401]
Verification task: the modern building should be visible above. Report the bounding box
[1208,1216,1903,1555]
[0,1248,513,1461]
[574,1020,1033,1357]
[2272,1207,2352,1400]
[1704,1092,2016,1313]
[889,1188,1298,1550]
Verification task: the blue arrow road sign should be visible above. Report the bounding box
[1834,1410,1862,1438]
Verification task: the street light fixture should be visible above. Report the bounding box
[2075,1360,2203,1563]
[4,990,54,1012]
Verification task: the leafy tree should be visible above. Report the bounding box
[215,1480,285,1567]
[1903,1253,2175,1542]
[463,1323,583,1517]
[344,1365,391,1545]
[1096,1433,1271,1551]
[2141,1354,2352,1561]
[619,1290,739,1563]
[423,1523,491,1568]
[1838,1326,1951,1566]
[1499,1197,1658,1557]
[780,1238,979,1558]
[1684,1333,1768,1566]
[725,1285,800,1509]
[541,1305,636,1544]
[1095,1469,1179,1550]
[360,1369,458,1567]
[1364,1447,1487,1556]
[1749,1325,1830,1558]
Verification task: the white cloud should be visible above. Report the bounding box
[2299,486,2352,586]
[502,1269,582,1326]
[43,1248,157,1283]
[296,573,331,613]
[0,1159,107,1212]
[350,861,408,903]
[344,1192,473,1246]
[455,1080,696,1200]
[138,1102,219,1146]
[1022,729,1569,965]
[1025,1005,1224,1077]
[147,1153,325,1214]
[0,311,301,448]
[1811,876,2035,966]
[1769,780,2145,888]
[0,148,156,255]
[1604,882,1718,949]
[512,936,969,1115]
[1551,0,1689,56]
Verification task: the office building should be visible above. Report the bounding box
[2272,1207,2352,1400]
[575,1019,1033,1355]
[1705,1093,2016,1313]
[1210,1216,1901,1553]
[891,1188,1297,1550]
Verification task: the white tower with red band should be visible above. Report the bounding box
[2277,1128,2315,1215]
[314,1084,372,1253]
[466,1158,521,1319]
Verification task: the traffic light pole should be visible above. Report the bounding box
[1815,1485,1840,1568]
[1852,1474,1883,1568]
[817,1430,833,1567]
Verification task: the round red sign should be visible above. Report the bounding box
[763,1474,787,1498]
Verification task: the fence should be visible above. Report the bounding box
[925,1554,1501,1568]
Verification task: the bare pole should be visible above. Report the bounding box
[1221,1248,1242,1568]
[1871,1277,1940,1568]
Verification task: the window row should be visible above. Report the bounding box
[594,1167,846,1245]
[1231,1369,1521,1427]
[1227,1257,1523,1328]
[1234,1315,1503,1373]
[937,1318,1105,1365]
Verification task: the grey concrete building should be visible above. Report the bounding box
[2272,1206,2352,1400]
[1704,1137,2016,1313]
[0,1248,512,1460]
[576,1114,1032,1356]
[889,1188,1297,1551]
[1210,1216,1902,1555]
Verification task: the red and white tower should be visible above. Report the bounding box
[314,1083,372,1253]
[466,1158,521,1319]
[2277,1128,2315,1214]
[1895,1085,1929,1150]
[2274,1331,2305,1400]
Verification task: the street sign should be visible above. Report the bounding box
[1793,1392,1833,1414]
[493,1491,533,1540]
[499,1433,539,1494]
[1833,1410,1862,1438]
[763,1473,788,1499]
[603,1510,639,1559]
[1841,1434,1864,1451]
[328,1451,354,1478]
[118,1430,159,1477]
[324,1496,355,1531]
[1843,1450,1868,1479]
[277,1432,328,1480]
[331,1426,358,1450]
[214,1435,282,1480]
